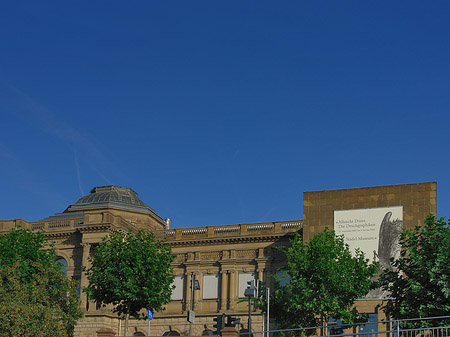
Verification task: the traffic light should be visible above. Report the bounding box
[213,315,222,335]
[226,315,240,327]
[213,313,226,335]
[244,280,256,297]
[257,281,266,298]
[244,287,255,297]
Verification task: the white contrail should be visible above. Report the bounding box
[3,81,118,185]
[73,147,84,196]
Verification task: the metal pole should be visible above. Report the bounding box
[266,288,270,337]
[248,296,252,336]
[148,319,150,336]
[189,273,194,336]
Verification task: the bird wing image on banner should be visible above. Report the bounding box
[334,206,403,299]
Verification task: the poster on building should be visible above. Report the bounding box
[334,206,403,299]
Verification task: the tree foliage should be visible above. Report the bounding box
[84,229,174,320]
[0,228,82,337]
[270,229,378,334]
[380,214,450,327]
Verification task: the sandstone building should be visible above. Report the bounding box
[0,182,437,337]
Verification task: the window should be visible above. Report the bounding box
[328,317,344,335]
[238,272,255,298]
[202,274,219,299]
[171,276,185,301]
[55,258,68,276]
[358,313,378,337]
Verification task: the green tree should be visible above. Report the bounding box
[0,228,82,337]
[380,214,450,327]
[269,228,378,335]
[84,229,175,335]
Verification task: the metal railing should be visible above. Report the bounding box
[238,316,450,337]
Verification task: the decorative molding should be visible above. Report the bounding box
[165,233,296,247]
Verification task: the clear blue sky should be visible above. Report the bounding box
[1,1,449,228]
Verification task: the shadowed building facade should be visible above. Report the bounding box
[0,182,437,336]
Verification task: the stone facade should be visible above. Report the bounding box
[0,182,438,337]
[303,182,437,240]
[303,181,437,323]
[0,186,300,337]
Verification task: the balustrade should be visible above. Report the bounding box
[2,216,302,240]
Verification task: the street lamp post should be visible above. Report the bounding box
[188,273,200,336]
[244,282,255,336]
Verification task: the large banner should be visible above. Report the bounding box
[334,206,403,299]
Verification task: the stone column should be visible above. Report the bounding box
[258,269,264,283]
[229,270,237,310]
[80,242,91,311]
[185,272,192,312]
[220,270,228,310]
[257,259,268,287]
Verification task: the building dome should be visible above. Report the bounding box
[65,185,163,221]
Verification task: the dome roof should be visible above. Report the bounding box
[65,185,163,221]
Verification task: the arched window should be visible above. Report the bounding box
[133,333,145,336]
[55,258,68,276]
[202,329,217,336]
[163,331,180,336]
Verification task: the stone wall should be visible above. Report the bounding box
[303,182,437,241]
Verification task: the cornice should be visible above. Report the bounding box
[75,223,132,235]
[45,230,75,239]
[166,232,293,247]
[40,222,132,240]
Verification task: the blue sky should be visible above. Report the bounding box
[1,1,449,228]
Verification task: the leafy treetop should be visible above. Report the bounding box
[0,228,82,337]
[84,229,175,320]
[380,214,450,327]
[269,228,378,335]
